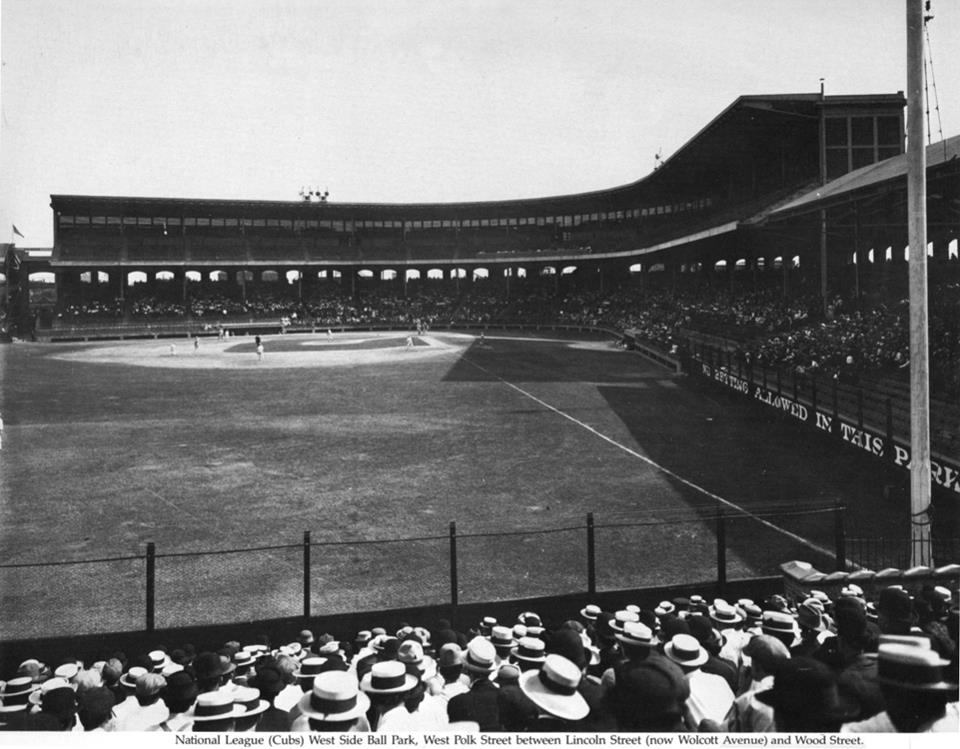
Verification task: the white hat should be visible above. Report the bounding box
[518,654,589,721]
[663,634,708,668]
[27,677,73,706]
[462,637,497,675]
[359,661,418,694]
[233,686,270,717]
[298,671,370,722]
[186,689,245,721]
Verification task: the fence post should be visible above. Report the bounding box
[303,531,311,620]
[145,542,156,633]
[586,513,596,595]
[834,503,847,572]
[449,522,459,608]
[716,509,727,589]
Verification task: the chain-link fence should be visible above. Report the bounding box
[1,504,865,641]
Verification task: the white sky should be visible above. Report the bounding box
[1,0,958,249]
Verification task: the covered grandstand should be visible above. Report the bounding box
[6,91,916,324]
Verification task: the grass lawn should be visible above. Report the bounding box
[0,331,917,638]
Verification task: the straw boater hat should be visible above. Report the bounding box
[294,657,329,684]
[359,661,418,694]
[232,649,256,670]
[479,616,497,635]
[709,599,744,628]
[518,654,589,722]
[615,621,655,649]
[512,637,547,665]
[654,601,676,617]
[580,604,601,621]
[662,634,708,668]
[233,686,270,717]
[0,677,36,717]
[28,677,74,707]
[761,611,798,639]
[512,624,528,640]
[119,666,150,691]
[489,626,517,654]
[54,663,80,684]
[462,637,498,675]
[298,671,370,723]
[148,650,169,673]
[609,610,640,634]
[186,690,246,721]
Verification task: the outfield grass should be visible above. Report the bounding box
[0,331,914,638]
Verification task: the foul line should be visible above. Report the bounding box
[465,357,839,561]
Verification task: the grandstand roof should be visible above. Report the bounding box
[764,134,960,221]
[51,93,903,221]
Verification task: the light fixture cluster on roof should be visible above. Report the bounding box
[299,186,330,203]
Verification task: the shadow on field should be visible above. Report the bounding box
[442,339,629,383]
[593,378,915,574]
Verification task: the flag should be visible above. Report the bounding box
[12,224,24,238]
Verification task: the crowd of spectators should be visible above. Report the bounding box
[0,583,956,734]
[52,274,960,394]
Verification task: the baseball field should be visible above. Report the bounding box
[0,330,913,639]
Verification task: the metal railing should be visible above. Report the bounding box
[0,505,849,640]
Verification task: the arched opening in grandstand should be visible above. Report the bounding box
[451,268,467,279]
[561,265,577,275]
[357,269,374,278]
[380,269,397,281]
[472,268,489,280]
[426,268,444,280]
[78,271,110,284]
[209,271,228,283]
[261,270,279,283]
[950,239,959,259]
[28,272,55,284]
[791,255,800,268]
[735,258,747,270]
[186,271,202,283]
[649,263,666,273]
[127,271,148,286]
[236,270,253,283]
[714,260,727,271]
[755,258,765,270]
[286,270,301,284]
[885,247,894,262]
[155,271,175,282]
[0,272,5,284]
[540,266,556,276]
[629,263,643,274]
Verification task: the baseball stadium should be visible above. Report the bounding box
[2,32,960,739]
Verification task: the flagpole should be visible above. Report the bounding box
[906,0,932,567]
